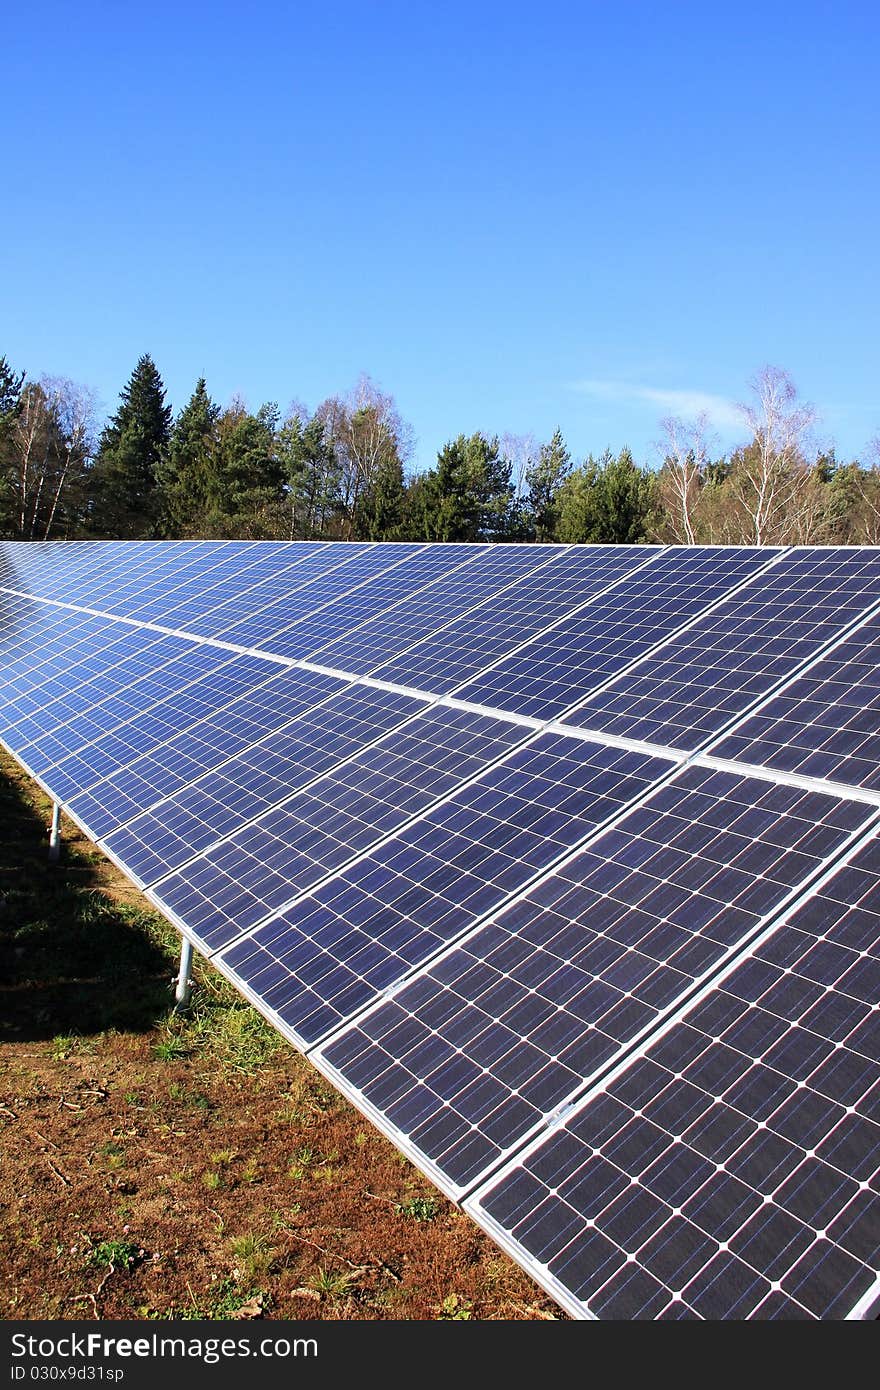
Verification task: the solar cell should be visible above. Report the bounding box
[3,537,880,1322]
[149,704,530,942]
[103,683,427,885]
[562,548,880,750]
[317,766,873,1193]
[455,546,779,720]
[710,611,880,791]
[226,542,483,661]
[12,645,281,804]
[318,545,648,685]
[67,666,348,839]
[187,543,424,651]
[217,736,671,1044]
[468,830,880,1319]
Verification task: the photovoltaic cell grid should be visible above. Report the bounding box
[318,766,873,1193]
[711,611,880,792]
[3,538,880,1321]
[218,737,670,1044]
[144,702,528,927]
[562,547,880,750]
[333,544,653,687]
[469,832,880,1319]
[456,546,779,721]
[64,665,348,840]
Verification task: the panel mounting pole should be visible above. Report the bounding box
[48,803,61,863]
[174,936,194,1009]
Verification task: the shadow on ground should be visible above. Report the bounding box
[0,760,177,1041]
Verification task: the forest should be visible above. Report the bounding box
[1,352,878,548]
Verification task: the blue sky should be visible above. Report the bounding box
[5,1,878,472]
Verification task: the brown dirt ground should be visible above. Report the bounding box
[0,752,561,1322]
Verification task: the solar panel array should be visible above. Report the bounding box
[1,538,879,1321]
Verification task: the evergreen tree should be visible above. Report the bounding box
[157,378,220,536]
[205,400,285,536]
[413,433,515,541]
[0,355,25,536]
[556,448,657,543]
[525,428,571,540]
[354,452,406,539]
[277,412,342,538]
[88,354,171,537]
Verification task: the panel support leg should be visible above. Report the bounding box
[174,936,194,1009]
[48,802,61,863]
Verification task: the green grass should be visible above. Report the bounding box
[396,1195,438,1222]
[87,1239,142,1272]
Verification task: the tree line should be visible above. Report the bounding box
[1,353,878,546]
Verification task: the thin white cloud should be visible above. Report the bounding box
[570,379,743,431]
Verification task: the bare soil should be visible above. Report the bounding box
[0,753,560,1321]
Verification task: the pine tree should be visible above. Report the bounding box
[415,433,515,541]
[205,400,284,536]
[525,428,571,541]
[157,378,220,536]
[0,355,25,537]
[556,448,657,543]
[278,413,343,538]
[88,354,172,537]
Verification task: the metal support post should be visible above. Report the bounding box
[174,936,194,1009]
[49,802,61,863]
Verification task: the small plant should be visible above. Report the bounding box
[438,1293,473,1320]
[98,1140,125,1170]
[153,1036,189,1061]
[288,1144,316,1180]
[307,1266,361,1300]
[229,1231,274,1280]
[50,1033,90,1060]
[202,1170,224,1191]
[88,1239,142,1272]
[240,1160,261,1184]
[396,1195,438,1222]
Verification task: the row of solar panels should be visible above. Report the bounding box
[1,539,879,1319]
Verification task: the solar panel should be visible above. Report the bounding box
[710,611,880,791]
[468,828,880,1319]
[216,736,672,1043]
[66,665,349,839]
[316,766,873,1193]
[323,545,655,686]
[3,537,880,1322]
[455,546,780,720]
[560,548,880,751]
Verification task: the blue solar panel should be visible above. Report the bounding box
[314,545,644,684]
[368,546,662,696]
[14,646,281,802]
[469,830,880,1319]
[318,767,872,1192]
[225,545,478,661]
[455,547,778,720]
[711,611,880,791]
[151,705,530,943]
[197,544,429,652]
[563,548,880,750]
[218,737,671,1044]
[103,684,428,886]
[67,666,347,839]
[137,542,372,639]
[4,537,880,1322]
[1,625,191,759]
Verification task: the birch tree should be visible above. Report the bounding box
[729,365,817,544]
[6,377,95,539]
[654,412,713,544]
